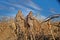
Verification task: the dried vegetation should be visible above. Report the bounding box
[0,10,60,40]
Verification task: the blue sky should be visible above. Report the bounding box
[0,0,60,19]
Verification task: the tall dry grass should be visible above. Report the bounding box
[0,14,60,40]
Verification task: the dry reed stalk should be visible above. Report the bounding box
[47,21,55,40]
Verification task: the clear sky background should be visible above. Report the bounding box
[0,0,60,19]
